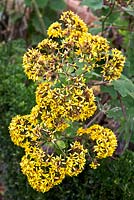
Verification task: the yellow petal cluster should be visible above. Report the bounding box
[9,115,41,148]
[89,161,100,169]
[102,49,126,81]
[23,11,125,83]
[20,146,66,193]
[19,142,87,192]
[47,22,63,38]
[60,10,88,33]
[66,141,87,176]
[35,79,96,130]
[77,124,117,163]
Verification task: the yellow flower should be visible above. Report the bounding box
[20,152,66,193]
[77,124,117,159]
[102,49,125,81]
[36,80,97,127]
[60,11,88,33]
[9,115,41,148]
[66,141,87,176]
[23,48,42,81]
[77,127,87,136]
[9,10,125,193]
[23,11,125,83]
[89,161,100,169]
[37,38,58,52]
[47,22,63,38]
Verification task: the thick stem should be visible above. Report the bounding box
[84,111,103,128]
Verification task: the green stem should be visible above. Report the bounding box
[92,80,109,86]
[117,91,127,119]
[101,0,116,36]
[32,0,47,36]
[53,140,66,157]
[84,111,102,128]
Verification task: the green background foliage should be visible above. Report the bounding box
[0,0,134,199]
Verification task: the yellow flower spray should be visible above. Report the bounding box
[9,11,125,192]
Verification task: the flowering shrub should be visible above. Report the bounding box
[9,11,125,193]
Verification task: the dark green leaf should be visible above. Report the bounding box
[107,107,123,120]
[49,0,66,11]
[36,0,49,8]
[89,27,102,35]
[31,15,43,33]
[127,32,134,77]
[81,0,103,10]
[112,75,134,99]
[24,0,32,6]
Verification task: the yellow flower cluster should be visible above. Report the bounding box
[66,141,87,176]
[60,10,88,33]
[19,141,87,193]
[9,98,88,193]
[102,48,126,81]
[89,160,100,170]
[23,10,125,83]
[20,146,66,193]
[77,124,117,168]
[47,22,63,38]
[76,33,109,60]
[9,11,120,192]
[9,115,41,148]
[35,79,96,131]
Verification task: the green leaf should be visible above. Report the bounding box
[81,0,103,10]
[36,0,49,8]
[65,122,80,137]
[112,75,134,99]
[69,67,75,74]
[49,0,66,11]
[127,32,134,77]
[56,140,66,149]
[24,0,32,6]
[25,0,49,7]
[75,68,83,76]
[31,15,43,33]
[101,85,117,99]
[107,107,123,120]
[90,27,102,35]
[122,6,134,16]
[75,61,83,76]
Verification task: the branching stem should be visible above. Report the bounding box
[84,111,103,128]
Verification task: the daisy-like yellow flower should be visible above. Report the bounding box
[47,22,63,38]
[37,38,58,52]
[23,48,42,81]
[89,160,100,169]
[23,10,125,83]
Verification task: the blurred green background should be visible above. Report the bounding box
[0,0,134,199]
